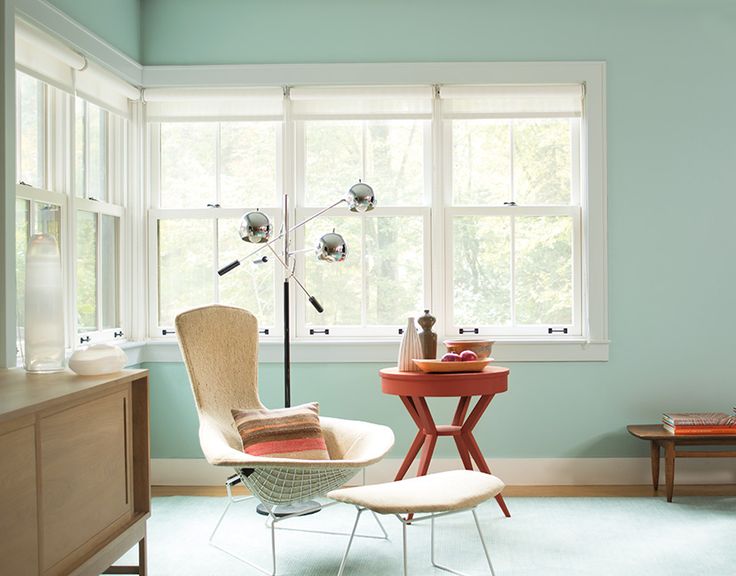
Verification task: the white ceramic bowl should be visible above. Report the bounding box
[68,344,127,376]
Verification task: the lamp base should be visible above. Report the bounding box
[256,500,322,518]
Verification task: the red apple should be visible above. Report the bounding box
[441,352,461,362]
[460,350,478,361]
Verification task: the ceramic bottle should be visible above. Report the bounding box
[397,317,422,372]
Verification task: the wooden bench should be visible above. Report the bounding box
[627,424,736,502]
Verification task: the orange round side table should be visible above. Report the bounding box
[380,365,511,518]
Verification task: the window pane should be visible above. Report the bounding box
[75,98,85,197]
[452,120,510,206]
[515,216,573,325]
[304,121,362,207]
[452,216,511,326]
[304,215,362,326]
[158,219,214,326]
[218,218,275,326]
[365,216,424,325]
[87,103,107,201]
[16,199,30,334]
[34,203,61,240]
[77,210,98,332]
[100,215,119,329]
[513,119,572,205]
[364,121,425,206]
[18,72,43,188]
[304,120,425,207]
[160,122,217,208]
[221,122,279,208]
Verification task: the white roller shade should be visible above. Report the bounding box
[290,85,433,119]
[76,60,140,118]
[15,18,85,93]
[144,87,284,121]
[440,84,584,118]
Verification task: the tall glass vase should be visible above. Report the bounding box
[397,317,422,372]
[25,233,65,373]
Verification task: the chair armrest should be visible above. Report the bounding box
[320,416,395,466]
[198,414,394,469]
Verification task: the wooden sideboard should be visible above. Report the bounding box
[0,369,150,576]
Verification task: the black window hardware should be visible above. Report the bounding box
[114,330,124,338]
[79,335,91,344]
[162,329,176,336]
[259,329,270,335]
[309,328,330,335]
[548,327,569,334]
[459,328,479,334]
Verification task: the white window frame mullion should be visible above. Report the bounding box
[213,218,220,303]
[429,87,444,337]
[510,214,517,329]
[508,121,515,204]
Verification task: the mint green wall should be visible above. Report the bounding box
[6,1,735,458]
[46,0,141,61]
[138,0,736,460]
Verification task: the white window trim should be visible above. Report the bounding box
[142,62,608,362]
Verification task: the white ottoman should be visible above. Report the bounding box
[328,470,505,576]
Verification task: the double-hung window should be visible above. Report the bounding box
[440,85,584,338]
[146,88,284,336]
[291,87,433,338]
[73,63,135,343]
[73,97,126,341]
[14,18,138,355]
[15,71,65,355]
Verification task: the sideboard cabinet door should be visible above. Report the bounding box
[40,387,132,575]
[0,423,38,575]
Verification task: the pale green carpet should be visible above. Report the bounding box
[118,495,736,575]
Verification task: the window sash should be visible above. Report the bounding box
[443,205,582,337]
[74,197,124,343]
[148,209,283,337]
[293,207,431,339]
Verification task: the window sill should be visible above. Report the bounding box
[125,338,609,365]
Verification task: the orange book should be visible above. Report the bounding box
[665,425,736,435]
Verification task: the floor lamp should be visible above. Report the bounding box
[217,182,376,515]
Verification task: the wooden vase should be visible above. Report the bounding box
[398,317,422,372]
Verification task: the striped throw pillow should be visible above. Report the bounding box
[231,402,330,460]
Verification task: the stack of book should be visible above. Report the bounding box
[662,411,736,435]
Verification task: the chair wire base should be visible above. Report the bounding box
[337,506,497,576]
[256,500,322,517]
[208,478,388,576]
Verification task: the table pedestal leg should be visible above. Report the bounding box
[395,431,425,481]
[465,431,511,517]
[650,441,660,491]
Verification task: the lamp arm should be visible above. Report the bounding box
[266,245,324,313]
[287,198,347,235]
[217,230,287,276]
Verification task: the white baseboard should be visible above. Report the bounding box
[151,457,736,487]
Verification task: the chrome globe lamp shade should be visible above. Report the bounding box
[346,182,376,213]
[316,231,347,263]
[239,210,272,244]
